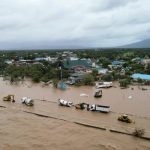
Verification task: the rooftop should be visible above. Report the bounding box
[63,59,92,69]
[131,73,150,80]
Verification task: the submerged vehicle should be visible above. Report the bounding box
[21,97,34,106]
[75,103,89,110]
[94,90,102,98]
[3,95,15,102]
[58,99,73,107]
[96,82,112,88]
[90,104,110,113]
[80,93,89,97]
[118,114,133,123]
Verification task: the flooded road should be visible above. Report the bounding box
[0,78,150,150]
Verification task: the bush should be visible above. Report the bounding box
[119,79,130,88]
[32,74,41,83]
[137,78,143,83]
[53,79,59,88]
[101,74,113,81]
[132,128,145,137]
[83,74,94,86]
[92,69,98,81]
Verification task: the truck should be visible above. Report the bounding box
[58,99,73,107]
[96,82,112,88]
[94,90,102,98]
[90,104,110,113]
[21,97,34,106]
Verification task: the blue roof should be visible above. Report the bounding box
[112,61,124,65]
[35,57,46,61]
[131,73,150,80]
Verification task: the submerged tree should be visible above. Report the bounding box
[53,79,59,88]
[119,79,130,88]
[132,128,145,137]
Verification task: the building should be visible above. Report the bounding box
[69,72,86,83]
[112,60,125,66]
[111,60,125,69]
[63,59,92,72]
[131,73,150,81]
[34,57,47,61]
[141,59,150,65]
[131,57,142,63]
[4,60,14,65]
[61,51,77,59]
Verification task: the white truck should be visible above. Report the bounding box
[90,104,110,113]
[21,97,34,106]
[58,99,73,107]
[96,82,112,88]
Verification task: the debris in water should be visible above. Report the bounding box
[80,93,89,97]
[128,96,132,99]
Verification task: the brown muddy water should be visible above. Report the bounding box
[0,78,150,150]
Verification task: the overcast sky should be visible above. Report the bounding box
[0,0,150,49]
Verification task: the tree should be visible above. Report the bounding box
[101,73,113,81]
[137,78,143,84]
[145,64,150,74]
[119,79,130,88]
[53,79,59,88]
[91,69,98,81]
[83,74,94,85]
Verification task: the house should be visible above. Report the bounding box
[131,73,150,81]
[112,60,125,66]
[96,66,108,75]
[131,57,142,63]
[69,72,86,83]
[141,59,150,65]
[94,64,108,75]
[120,69,126,76]
[16,59,34,65]
[69,57,79,61]
[34,57,47,61]
[61,51,77,59]
[4,60,14,65]
[46,57,58,63]
[63,59,92,72]
[111,60,125,69]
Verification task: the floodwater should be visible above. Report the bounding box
[0,78,150,150]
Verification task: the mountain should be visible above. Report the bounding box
[120,39,150,48]
[1,39,150,50]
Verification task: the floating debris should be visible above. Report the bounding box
[80,93,89,97]
[128,96,132,99]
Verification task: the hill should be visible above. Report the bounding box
[120,39,150,48]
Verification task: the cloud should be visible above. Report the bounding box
[0,0,150,49]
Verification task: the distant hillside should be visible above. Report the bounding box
[121,39,150,48]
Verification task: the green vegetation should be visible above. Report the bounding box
[82,74,95,86]
[2,63,69,83]
[0,49,150,86]
[119,79,130,88]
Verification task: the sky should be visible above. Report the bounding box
[0,0,150,49]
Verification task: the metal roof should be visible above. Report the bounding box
[131,73,150,80]
[63,59,92,69]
